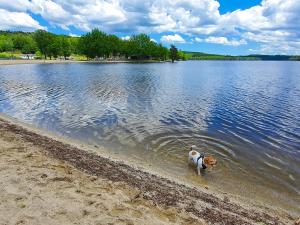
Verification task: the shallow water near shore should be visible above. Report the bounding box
[0,61,299,214]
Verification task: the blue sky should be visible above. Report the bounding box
[0,0,299,55]
[217,0,262,14]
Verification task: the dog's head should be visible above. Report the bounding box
[203,155,217,167]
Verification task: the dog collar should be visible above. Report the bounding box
[197,154,207,169]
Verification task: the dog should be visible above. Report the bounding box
[188,145,217,175]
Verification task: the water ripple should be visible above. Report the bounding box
[0,62,299,213]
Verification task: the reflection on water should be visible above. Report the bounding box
[0,61,299,214]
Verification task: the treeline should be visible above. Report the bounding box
[0,31,76,59]
[0,30,186,61]
[0,31,36,55]
[183,51,300,61]
[78,29,169,60]
[34,30,75,59]
[184,51,259,60]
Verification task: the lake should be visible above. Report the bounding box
[0,61,299,214]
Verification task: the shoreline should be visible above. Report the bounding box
[1,59,298,66]
[0,59,168,66]
[0,115,201,225]
[0,113,296,224]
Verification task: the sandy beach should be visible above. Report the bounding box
[0,115,297,225]
[0,117,203,225]
[0,59,165,66]
[0,59,83,66]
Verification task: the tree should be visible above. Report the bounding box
[153,43,168,61]
[34,30,54,59]
[127,34,156,59]
[12,34,27,50]
[21,37,37,55]
[0,36,13,52]
[178,51,187,61]
[69,37,79,54]
[48,37,61,59]
[119,39,130,59]
[107,34,120,57]
[60,37,71,59]
[170,45,178,63]
[0,30,172,61]
[79,29,108,59]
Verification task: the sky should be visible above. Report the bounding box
[0,0,299,55]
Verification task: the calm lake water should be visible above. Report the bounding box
[0,61,299,213]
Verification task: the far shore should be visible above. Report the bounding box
[0,113,297,225]
[1,59,299,66]
[0,59,169,66]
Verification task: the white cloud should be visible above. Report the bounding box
[0,0,127,32]
[31,0,71,25]
[0,0,30,11]
[194,37,202,42]
[218,0,300,53]
[0,9,44,31]
[121,35,130,40]
[249,42,300,55]
[0,0,300,54]
[150,38,157,43]
[160,34,185,43]
[69,33,80,37]
[195,36,247,46]
[148,0,221,34]
[0,0,222,34]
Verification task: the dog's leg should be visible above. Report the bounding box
[197,166,201,175]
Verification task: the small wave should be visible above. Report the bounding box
[264,162,282,170]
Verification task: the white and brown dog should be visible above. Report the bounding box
[188,145,217,175]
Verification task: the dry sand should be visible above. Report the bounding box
[0,120,203,225]
[0,116,297,225]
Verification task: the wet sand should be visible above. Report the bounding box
[0,115,297,225]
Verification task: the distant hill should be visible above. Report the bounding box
[183,51,300,61]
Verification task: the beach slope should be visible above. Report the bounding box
[0,116,295,225]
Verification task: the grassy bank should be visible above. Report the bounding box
[0,51,23,59]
